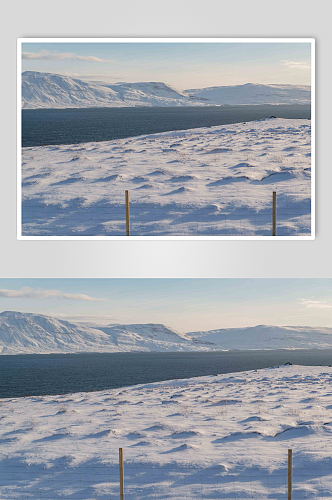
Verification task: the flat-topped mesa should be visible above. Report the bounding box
[102,323,192,342]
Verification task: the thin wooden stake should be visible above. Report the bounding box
[272,191,277,236]
[119,448,124,500]
[125,190,130,236]
[288,448,292,500]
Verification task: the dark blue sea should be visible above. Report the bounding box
[0,349,329,399]
[22,105,311,147]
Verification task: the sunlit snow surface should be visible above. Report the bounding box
[21,118,311,236]
[1,365,331,499]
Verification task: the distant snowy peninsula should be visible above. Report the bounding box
[21,71,311,109]
[1,311,332,355]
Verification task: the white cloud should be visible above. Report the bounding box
[0,287,105,301]
[22,50,114,63]
[299,298,332,309]
[282,60,311,70]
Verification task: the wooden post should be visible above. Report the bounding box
[272,191,277,236]
[119,447,124,500]
[288,448,292,500]
[125,190,130,236]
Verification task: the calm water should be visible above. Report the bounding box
[0,350,330,399]
[22,105,311,147]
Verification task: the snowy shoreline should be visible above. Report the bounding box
[23,102,310,111]
[1,365,331,499]
[21,117,311,237]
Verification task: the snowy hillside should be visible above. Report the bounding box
[0,311,204,355]
[1,311,332,355]
[21,118,311,237]
[21,72,311,109]
[187,82,311,105]
[189,324,332,350]
[2,365,332,499]
[21,72,205,109]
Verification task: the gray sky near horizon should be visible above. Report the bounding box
[0,279,330,332]
[21,42,312,89]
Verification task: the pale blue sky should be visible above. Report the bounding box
[21,42,312,89]
[0,279,330,332]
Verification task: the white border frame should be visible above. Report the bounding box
[17,37,315,241]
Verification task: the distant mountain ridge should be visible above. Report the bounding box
[21,71,311,109]
[187,82,310,106]
[187,325,332,350]
[0,311,202,354]
[0,311,331,355]
[21,72,205,109]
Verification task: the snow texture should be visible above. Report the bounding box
[1,365,332,499]
[21,118,311,237]
[0,312,331,355]
[21,72,311,109]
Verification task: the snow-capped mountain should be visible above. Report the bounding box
[1,312,332,354]
[21,72,204,109]
[0,311,203,354]
[188,324,332,350]
[187,83,311,105]
[21,72,311,109]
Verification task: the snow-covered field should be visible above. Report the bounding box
[21,118,311,237]
[1,365,331,499]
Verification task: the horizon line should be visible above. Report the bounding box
[0,311,329,333]
[21,70,311,91]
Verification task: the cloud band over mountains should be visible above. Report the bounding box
[22,50,114,63]
[0,287,105,301]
